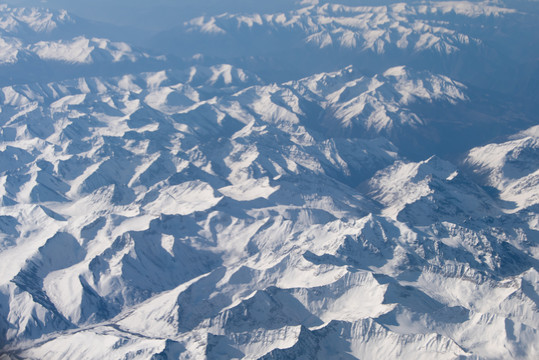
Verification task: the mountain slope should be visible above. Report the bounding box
[464,125,539,212]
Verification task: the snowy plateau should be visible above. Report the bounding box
[0,0,537,359]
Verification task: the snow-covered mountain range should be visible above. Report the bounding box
[0,1,537,359]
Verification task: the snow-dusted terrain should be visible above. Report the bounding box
[0,1,538,359]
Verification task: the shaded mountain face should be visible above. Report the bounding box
[0,1,538,359]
